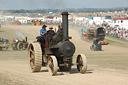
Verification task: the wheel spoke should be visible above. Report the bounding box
[30,49,34,54]
[30,50,35,69]
[30,60,34,69]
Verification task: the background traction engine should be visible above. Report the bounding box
[90,27,105,51]
[28,12,87,76]
[12,37,28,50]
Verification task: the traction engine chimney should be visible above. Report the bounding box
[61,12,69,38]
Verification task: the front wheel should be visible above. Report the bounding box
[48,55,58,76]
[76,54,87,74]
[23,43,28,50]
[12,44,17,50]
[90,44,96,51]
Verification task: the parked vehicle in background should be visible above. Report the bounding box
[12,37,28,50]
[0,38,9,51]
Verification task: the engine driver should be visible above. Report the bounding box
[40,25,47,37]
[40,25,47,52]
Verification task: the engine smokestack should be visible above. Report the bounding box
[26,37,27,42]
[61,12,69,38]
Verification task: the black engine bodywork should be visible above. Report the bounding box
[37,12,76,67]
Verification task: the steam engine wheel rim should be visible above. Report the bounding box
[28,42,42,72]
[76,54,87,74]
[17,42,23,50]
[48,55,58,76]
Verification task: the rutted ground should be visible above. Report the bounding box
[0,25,128,85]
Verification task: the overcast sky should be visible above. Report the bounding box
[0,0,128,10]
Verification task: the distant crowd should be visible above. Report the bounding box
[69,21,128,41]
[104,25,128,40]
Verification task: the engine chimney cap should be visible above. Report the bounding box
[61,12,69,15]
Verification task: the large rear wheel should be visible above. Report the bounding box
[76,54,87,74]
[17,42,23,50]
[48,55,58,76]
[28,42,42,72]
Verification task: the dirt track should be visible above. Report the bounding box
[0,25,128,85]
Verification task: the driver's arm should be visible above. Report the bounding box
[41,31,46,36]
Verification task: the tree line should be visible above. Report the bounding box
[0,7,128,13]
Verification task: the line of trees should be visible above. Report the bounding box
[0,7,128,13]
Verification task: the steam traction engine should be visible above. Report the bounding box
[80,27,106,51]
[12,37,28,50]
[28,12,87,76]
[90,27,106,51]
